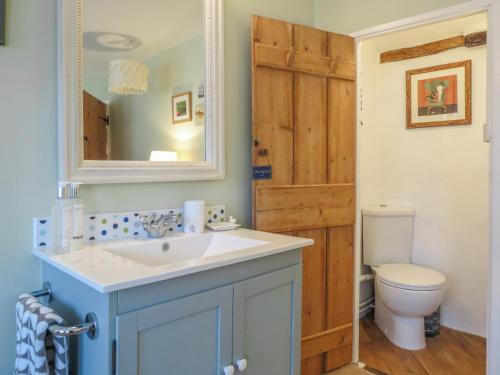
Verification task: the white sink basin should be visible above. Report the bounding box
[34,228,314,292]
[103,232,269,267]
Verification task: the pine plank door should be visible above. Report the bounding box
[251,16,356,374]
[83,90,108,160]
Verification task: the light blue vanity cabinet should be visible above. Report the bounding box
[232,267,301,375]
[41,249,302,375]
[116,286,233,375]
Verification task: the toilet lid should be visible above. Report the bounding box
[376,263,446,291]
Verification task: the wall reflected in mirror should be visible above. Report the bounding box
[82,0,205,162]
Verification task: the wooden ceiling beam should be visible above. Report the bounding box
[380,31,486,64]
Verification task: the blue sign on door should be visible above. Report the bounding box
[253,165,272,180]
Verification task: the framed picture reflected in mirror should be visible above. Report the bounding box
[172,91,192,124]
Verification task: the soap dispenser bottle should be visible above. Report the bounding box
[52,182,72,254]
[70,182,84,250]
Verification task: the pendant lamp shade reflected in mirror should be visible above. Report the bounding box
[108,59,149,95]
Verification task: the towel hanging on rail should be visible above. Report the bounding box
[14,294,69,375]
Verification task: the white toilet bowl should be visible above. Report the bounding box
[373,263,446,350]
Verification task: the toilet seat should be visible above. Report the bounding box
[376,263,446,291]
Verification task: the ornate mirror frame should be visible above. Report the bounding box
[57,0,224,183]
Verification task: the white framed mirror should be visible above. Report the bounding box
[58,0,224,183]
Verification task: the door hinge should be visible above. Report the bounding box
[100,116,110,126]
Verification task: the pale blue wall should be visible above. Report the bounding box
[110,35,205,161]
[0,0,314,372]
[83,71,111,103]
[315,0,470,34]
[0,0,56,372]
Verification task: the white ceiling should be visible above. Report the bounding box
[83,0,204,73]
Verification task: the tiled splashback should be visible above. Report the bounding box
[33,205,226,249]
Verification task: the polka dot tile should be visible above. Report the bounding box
[33,217,50,248]
[33,204,226,248]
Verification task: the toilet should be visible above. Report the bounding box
[362,205,446,350]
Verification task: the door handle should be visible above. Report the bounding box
[237,358,248,372]
[223,364,235,375]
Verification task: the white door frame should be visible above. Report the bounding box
[349,1,500,373]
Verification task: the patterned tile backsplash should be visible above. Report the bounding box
[33,205,226,249]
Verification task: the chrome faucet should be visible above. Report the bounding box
[135,213,183,238]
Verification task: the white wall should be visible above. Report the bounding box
[487,2,500,372]
[359,13,489,336]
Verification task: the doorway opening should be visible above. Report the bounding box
[354,11,488,374]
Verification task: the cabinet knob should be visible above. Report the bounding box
[237,358,248,372]
[223,364,235,375]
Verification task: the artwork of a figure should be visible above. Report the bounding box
[418,75,458,116]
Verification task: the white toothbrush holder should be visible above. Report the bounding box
[183,200,206,234]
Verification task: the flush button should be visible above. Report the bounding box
[162,242,170,252]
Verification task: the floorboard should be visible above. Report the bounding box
[359,315,486,375]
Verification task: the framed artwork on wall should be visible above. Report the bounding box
[406,60,471,128]
[0,0,5,46]
[172,92,192,124]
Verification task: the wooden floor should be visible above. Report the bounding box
[326,364,373,375]
[359,315,486,375]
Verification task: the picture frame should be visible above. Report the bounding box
[172,92,192,124]
[0,0,5,46]
[406,60,471,129]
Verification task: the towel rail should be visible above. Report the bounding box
[49,313,98,340]
[30,283,99,340]
[31,281,52,301]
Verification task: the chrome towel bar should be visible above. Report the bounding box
[30,282,99,340]
[49,313,98,340]
[31,282,52,301]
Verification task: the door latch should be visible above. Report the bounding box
[258,149,269,157]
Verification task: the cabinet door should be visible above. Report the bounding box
[233,266,302,375]
[116,286,233,375]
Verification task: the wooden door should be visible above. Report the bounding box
[83,90,108,160]
[251,16,356,374]
[233,267,301,375]
[116,286,233,375]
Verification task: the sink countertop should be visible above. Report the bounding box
[33,229,313,293]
